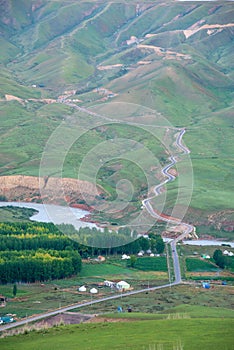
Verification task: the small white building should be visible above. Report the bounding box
[90,288,98,294]
[223,250,233,256]
[122,254,130,260]
[116,281,130,291]
[78,286,86,292]
[138,251,144,256]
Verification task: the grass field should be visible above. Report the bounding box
[104,305,234,319]
[134,257,168,272]
[0,259,168,318]
[185,258,218,272]
[0,318,233,350]
[79,262,134,277]
[81,283,233,315]
[0,255,232,319]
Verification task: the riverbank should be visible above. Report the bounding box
[0,201,98,230]
[0,202,233,246]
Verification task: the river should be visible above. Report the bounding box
[0,201,233,247]
[0,201,98,230]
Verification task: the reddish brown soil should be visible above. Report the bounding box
[0,175,104,210]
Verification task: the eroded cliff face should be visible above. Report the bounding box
[0,175,103,209]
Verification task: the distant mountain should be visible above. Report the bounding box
[0,1,233,227]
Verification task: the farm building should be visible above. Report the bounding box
[104,280,115,288]
[116,281,130,291]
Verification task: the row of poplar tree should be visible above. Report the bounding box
[0,222,165,283]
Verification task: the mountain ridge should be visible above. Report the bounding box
[0,1,233,226]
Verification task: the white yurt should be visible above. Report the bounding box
[90,288,98,294]
[116,281,130,291]
[122,254,130,260]
[78,285,87,292]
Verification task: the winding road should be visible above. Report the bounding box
[142,128,194,284]
[0,104,194,332]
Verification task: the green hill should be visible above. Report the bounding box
[0,1,233,227]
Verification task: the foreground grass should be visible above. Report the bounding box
[0,319,233,350]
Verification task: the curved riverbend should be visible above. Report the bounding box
[0,201,98,230]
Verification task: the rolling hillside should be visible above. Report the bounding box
[0,1,233,227]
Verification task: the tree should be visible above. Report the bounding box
[213,249,222,262]
[155,236,165,254]
[13,283,17,297]
[213,249,226,269]
[129,255,137,268]
[138,237,150,251]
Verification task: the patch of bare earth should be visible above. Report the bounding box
[0,175,104,209]
[5,94,56,104]
[37,312,93,327]
[86,316,132,323]
[35,313,133,328]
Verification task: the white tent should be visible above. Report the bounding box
[116,281,130,290]
[90,288,98,294]
[78,285,86,292]
[122,254,130,260]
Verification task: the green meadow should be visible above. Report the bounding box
[0,318,233,350]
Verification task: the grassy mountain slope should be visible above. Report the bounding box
[0,1,233,226]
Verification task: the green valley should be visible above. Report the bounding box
[0,1,233,348]
[0,1,233,227]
